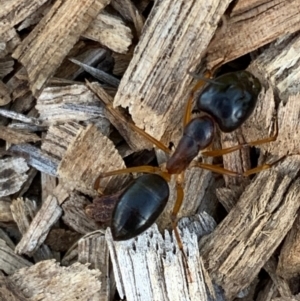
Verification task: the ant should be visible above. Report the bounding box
[86,70,278,248]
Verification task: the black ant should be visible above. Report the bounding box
[86,70,277,248]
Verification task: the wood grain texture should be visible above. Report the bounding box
[206,0,300,70]
[12,0,110,96]
[113,0,232,147]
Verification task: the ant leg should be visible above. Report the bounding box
[170,173,192,282]
[86,81,171,154]
[201,118,278,157]
[183,72,211,127]
[94,166,170,190]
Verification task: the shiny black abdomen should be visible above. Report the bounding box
[111,174,169,241]
[196,71,262,132]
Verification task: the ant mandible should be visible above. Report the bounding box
[86,70,278,246]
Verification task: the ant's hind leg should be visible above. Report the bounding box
[201,117,278,157]
[86,81,171,154]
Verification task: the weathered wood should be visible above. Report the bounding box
[9,260,101,300]
[206,0,300,70]
[0,157,29,198]
[113,0,232,148]
[108,213,220,301]
[13,0,110,96]
[58,123,130,196]
[0,272,27,301]
[78,232,111,301]
[200,156,300,300]
[0,125,40,144]
[83,11,133,54]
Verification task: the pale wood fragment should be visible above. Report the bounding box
[271,297,300,301]
[83,11,133,53]
[0,239,32,275]
[200,156,300,300]
[0,0,49,36]
[58,124,130,196]
[0,157,29,197]
[0,272,27,301]
[62,192,99,234]
[111,0,144,37]
[113,0,232,147]
[9,144,59,176]
[277,214,300,279]
[0,108,40,125]
[107,213,220,301]
[0,125,40,144]
[15,194,62,256]
[0,200,13,222]
[41,122,83,161]
[41,173,57,203]
[12,0,110,96]
[0,228,15,250]
[78,232,110,301]
[206,0,300,70]
[9,260,101,301]
[36,84,105,124]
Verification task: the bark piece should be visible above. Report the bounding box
[58,124,130,196]
[15,194,62,256]
[200,156,300,300]
[277,214,300,279]
[12,0,110,96]
[78,232,110,301]
[9,260,101,301]
[107,213,220,301]
[0,0,49,36]
[36,84,105,124]
[83,11,132,54]
[0,125,40,144]
[0,272,27,301]
[0,239,32,275]
[9,144,59,176]
[206,0,300,70]
[0,157,29,198]
[113,0,232,147]
[62,192,99,234]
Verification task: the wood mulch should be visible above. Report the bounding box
[1,0,300,300]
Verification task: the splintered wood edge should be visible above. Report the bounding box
[9,260,101,300]
[200,156,300,300]
[113,0,232,147]
[58,122,130,196]
[12,0,110,96]
[206,0,300,70]
[106,213,221,301]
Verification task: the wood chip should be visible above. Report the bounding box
[200,156,300,300]
[113,0,232,147]
[0,157,29,198]
[0,0,49,36]
[78,232,110,300]
[12,0,110,96]
[9,260,101,301]
[0,80,11,106]
[0,272,27,301]
[0,125,40,144]
[36,84,105,124]
[58,124,130,196]
[0,28,20,58]
[0,199,14,223]
[107,213,219,301]
[83,11,133,53]
[206,0,300,70]
[15,194,62,256]
[0,239,32,275]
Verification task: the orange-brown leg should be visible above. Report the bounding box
[201,119,278,158]
[94,166,171,190]
[170,173,192,282]
[86,80,171,154]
